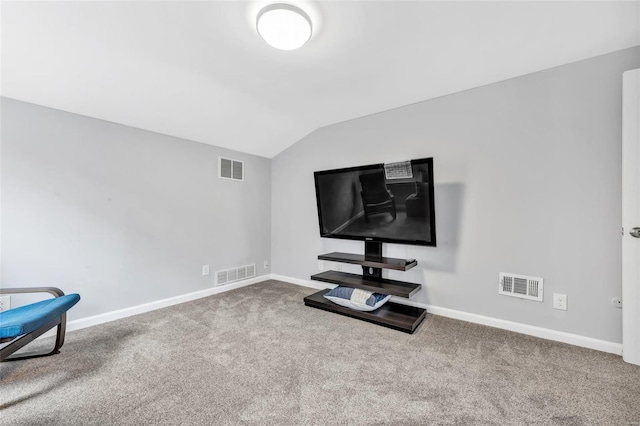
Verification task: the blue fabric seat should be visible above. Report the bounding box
[0,288,80,362]
[0,294,80,339]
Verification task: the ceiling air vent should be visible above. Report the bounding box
[215,264,256,286]
[499,272,543,302]
[219,157,244,181]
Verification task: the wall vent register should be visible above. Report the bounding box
[219,157,244,181]
[216,264,255,286]
[384,161,413,179]
[499,272,543,302]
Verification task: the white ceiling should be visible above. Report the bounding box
[2,1,639,158]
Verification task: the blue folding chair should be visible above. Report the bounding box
[0,287,80,361]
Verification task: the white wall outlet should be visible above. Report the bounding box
[202,265,210,276]
[611,297,622,308]
[263,260,269,269]
[0,295,11,312]
[335,263,343,272]
[318,260,324,271]
[553,293,567,311]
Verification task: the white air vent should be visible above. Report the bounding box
[499,272,543,302]
[216,270,228,285]
[215,264,256,286]
[219,157,244,181]
[246,264,255,277]
[384,161,413,180]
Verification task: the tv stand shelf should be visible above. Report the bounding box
[311,270,421,298]
[318,252,417,271]
[304,289,426,334]
[304,246,427,334]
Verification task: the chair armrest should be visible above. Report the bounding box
[0,287,65,298]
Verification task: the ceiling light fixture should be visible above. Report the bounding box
[256,3,312,50]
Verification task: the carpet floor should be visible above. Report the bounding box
[1,280,639,425]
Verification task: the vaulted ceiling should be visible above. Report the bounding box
[2,1,639,158]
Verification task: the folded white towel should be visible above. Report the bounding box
[350,288,373,305]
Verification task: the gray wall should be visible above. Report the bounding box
[1,98,271,321]
[271,47,640,343]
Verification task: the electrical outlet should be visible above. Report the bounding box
[202,265,210,276]
[335,263,342,272]
[611,297,622,308]
[318,260,324,271]
[553,293,567,311]
[263,260,269,269]
[0,295,11,312]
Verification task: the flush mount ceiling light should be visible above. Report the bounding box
[256,3,312,50]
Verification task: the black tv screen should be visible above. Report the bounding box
[314,157,436,246]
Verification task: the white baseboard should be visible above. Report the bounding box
[64,275,270,333]
[56,273,622,356]
[272,275,623,356]
[424,304,622,355]
[270,274,332,291]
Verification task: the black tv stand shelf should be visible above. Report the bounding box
[311,270,421,298]
[304,242,427,334]
[318,252,417,271]
[304,289,427,334]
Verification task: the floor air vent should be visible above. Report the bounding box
[499,272,543,302]
[216,264,255,286]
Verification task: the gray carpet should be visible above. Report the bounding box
[1,280,639,425]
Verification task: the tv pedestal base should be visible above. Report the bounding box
[304,242,427,334]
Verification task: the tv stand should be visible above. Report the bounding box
[363,240,383,279]
[303,242,427,333]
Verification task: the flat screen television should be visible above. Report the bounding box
[314,157,436,247]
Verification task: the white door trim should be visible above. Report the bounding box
[622,68,640,366]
